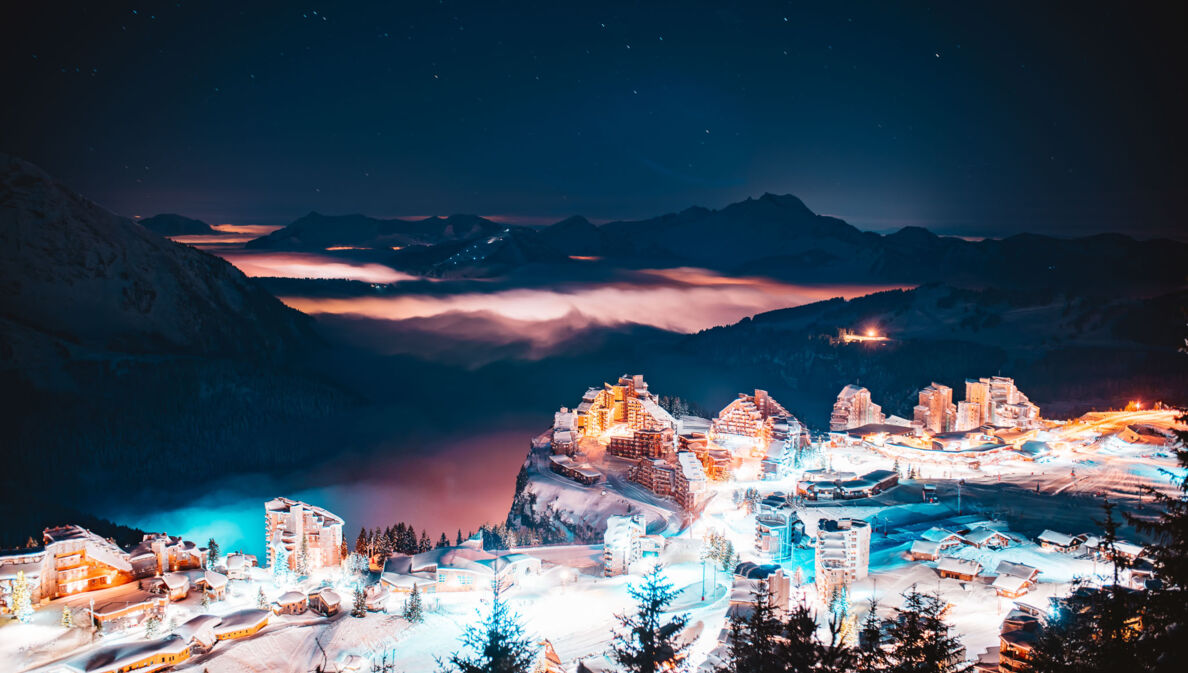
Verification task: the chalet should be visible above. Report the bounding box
[936,556,982,581]
[174,614,221,654]
[87,593,167,631]
[274,590,308,615]
[197,570,228,600]
[992,574,1032,599]
[222,552,256,580]
[908,540,942,561]
[213,609,269,640]
[1082,537,1146,563]
[61,635,191,673]
[999,609,1042,672]
[963,527,1012,549]
[363,583,389,611]
[1036,530,1085,553]
[160,572,189,601]
[920,527,967,551]
[309,588,342,616]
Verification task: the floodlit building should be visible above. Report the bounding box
[86,592,168,631]
[965,377,1040,430]
[574,374,676,438]
[830,385,885,431]
[43,526,135,599]
[264,498,345,573]
[548,455,603,485]
[1036,529,1085,553]
[61,635,191,673]
[213,609,270,639]
[813,518,870,603]
[755,494,804,563]
[604,515,646,576]
[712,389,791,445]
[127,533,204,577]
[609,427,676,461]
[999,609,1042,672]
[552,407,578,455]
[913,383,956,434]
[628,458,676,498]
[673,452,708,511]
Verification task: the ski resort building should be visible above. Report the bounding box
[127,533,204,577]
[936,556,982,581]
[551,407,578,455]
[603,515,646,576]
[964,377,1041,430]
[61,635,191,673]
[574,374,676,438]
[711,389,791,446]
[548,455,603,485]
[913,383,956,434]
[608,427,675,461]
[42,526,135,600]
[813,518,870,603]
[754,494,804,563]
[830,385,885,431]
[264,498,345,573]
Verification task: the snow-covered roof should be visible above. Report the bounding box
[265,497,345,527]
[174,614,221,645]
[313,589,341,607]
[161,573,189,590]
[204,570,228,589]
[676,451,707,482]
[992,575,1030,593]
[214,609,269,634]
[920,527,965,543]
[44,525,133,572]
[64,636,190,673]
[277,590,306,604]
[225,553,248,570]
[1037,530,1078,546]
[910,540,941,556]
[994,560,1039,580]
[0,559,44,580]
[964,527,1009,546]
[936,557,982,576]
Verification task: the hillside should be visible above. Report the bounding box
[138,212,215,235]
[0,154,316,364]
[676,284,1188,424]
[244,211,508,251]
[0,155,351,540]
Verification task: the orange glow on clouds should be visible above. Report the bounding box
[217,251,418,283]
[281,270,903,334]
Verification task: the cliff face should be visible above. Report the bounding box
[0,154,317,366]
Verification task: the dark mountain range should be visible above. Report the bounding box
[138,212,215,236]
[674,283,1188,425]
[0,155,316,366]
[244,211,508,251]
[0,155,351,539]
[244,192,1188,291]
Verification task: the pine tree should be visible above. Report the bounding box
[420,530,432,553]
[355,527,368,555]
[207,537,220,568]
[12,570,32,624]
[438,532,450,549]
[403,584,425,624]
[442,585,535,672]
[457,529,465,546]
[61,606,73,628]
[882,589,970,673]
[257,587,268,610]
[610,565,690,673]
[145,613,161,638]
[297,535,310,577]
[352,584,367,618]
[856,598,886,671]
[715,583,783,673]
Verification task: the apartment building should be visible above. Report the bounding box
[711,389,791,444]
[829,385,885,431]
[264,498,345,573]
[603,515,646,576]
[913,383,956,434]
[813,518,871,603]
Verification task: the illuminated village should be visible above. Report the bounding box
[0,368,1182,673]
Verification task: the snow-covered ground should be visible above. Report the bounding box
[4,410,1181,672]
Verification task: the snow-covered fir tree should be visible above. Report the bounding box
[352,584,367,618]
[12,570,32,624]
[256,587,268,610]
[441,584,534,672]
[611,565,690,673]
[402,584,424,624]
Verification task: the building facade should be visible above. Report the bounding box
[830,385,885,431]
[264,498,345,573]
[813,518,871,603]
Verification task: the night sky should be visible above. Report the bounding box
[2,1,1184,238]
